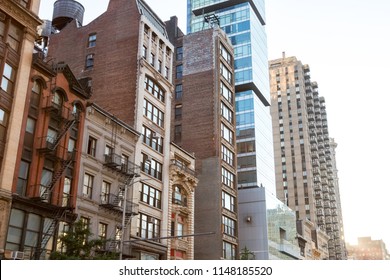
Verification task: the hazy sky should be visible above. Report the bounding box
[38,0,390,249]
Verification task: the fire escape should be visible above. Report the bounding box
[99,122,141,254]
[32,95,79,259]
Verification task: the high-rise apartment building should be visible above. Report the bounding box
[166,17,238,260]
[269,55,347,259]
[0,0,45,256]
[45,0,178,259]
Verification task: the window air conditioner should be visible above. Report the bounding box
[11,251,24,260]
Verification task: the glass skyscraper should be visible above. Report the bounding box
[187,0,275,192]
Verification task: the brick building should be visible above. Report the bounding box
[166,18,238,259]
[4,51,91,259]
[45,0,190,259]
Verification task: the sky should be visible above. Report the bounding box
[38,0,390,249]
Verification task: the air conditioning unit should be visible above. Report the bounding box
[11,251,24,260]
[152,132,161,139]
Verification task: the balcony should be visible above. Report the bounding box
[317,216,325,225]
[170,159,196,177]
[314,184,322,192]
[322,186,329,193]
[316,200,324,208]
[104,153,140,177]
[315,191,323,199]
[323,193,330,201]
[317,208,324,216]
[308,114,315,121]
[311,151,319,159]
[324,201,331,208]
[312,159,319,167]
[312,167,320,175]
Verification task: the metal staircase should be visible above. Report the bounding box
[40,153,75,201]
[35,207,69,259]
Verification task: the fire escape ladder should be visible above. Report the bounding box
[36,208,67,259]
[41,153,74,200]
[50,116,78,151]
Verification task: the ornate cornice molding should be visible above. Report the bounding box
[0,0,42,38]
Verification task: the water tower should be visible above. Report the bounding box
[52,0,85,31]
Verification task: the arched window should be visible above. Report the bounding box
[173,185,187,206]
[52,91,64,109]
[30,80,42,107]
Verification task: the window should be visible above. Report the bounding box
[87,136,97,156]
[177,223,184,239]
[222,191,235,212]
[30,80,41,108]
[63,178,71,207]
[175,104,182,120]
[101,181,111,203]
[26,117,36,134]
[105,145,113,156]
[176,46,183,60]
[220,82,233,104]
[220,64,232,84]
[80,217,90,243]
[175,84,182,100]
[98,223,107,240]
[221,123,233,144]
[141,153,162,180]
[176,64,183,79]
[88,33,97,47]
[16,160,29,195]
[223,241,236,260]
[0,108,9,143]
[142,125,163,153]
[144,76,165,103]
[142,45,147,58]
[140,183,161,209]
[222,167,235,188]
[52,91,63,107]
[1,63,16,94]
[165,67,169,79]
[173,185,187,206]
[223,216,236,236]
[143,99,164,127]
[221,102,233,123]
[85,54,94,69]
[137,213,160,239]
[221,144,234,166]
[150,53,155,66]
[158,60,162,73]
[67,138,76,152]
[174,124,182,142]
[83,173,94,198]
[7,21,23,52]
[220,43,232,65]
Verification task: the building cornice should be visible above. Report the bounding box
[0,0,42,38]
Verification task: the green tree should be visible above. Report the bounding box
[240,246,255,260]
[50,220,118,260]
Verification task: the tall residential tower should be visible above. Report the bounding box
[269,55,347,260]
